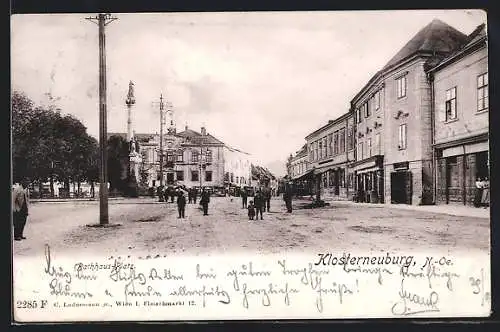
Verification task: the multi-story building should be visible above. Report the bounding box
[286,144,313,196]
[305,112,355,201]
[350,19,469,205]
[110,125,252,192]
[426,23,488,206]
[350,72,386,203]
[223,146,253,189]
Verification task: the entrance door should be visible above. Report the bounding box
[391,171,412,204]
[334,170,340,195]
[166,172,175,185]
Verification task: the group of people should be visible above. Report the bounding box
[474,176,490,208]
[242,185,293,221]
[156,186,211,219]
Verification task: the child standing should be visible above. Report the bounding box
[247,200,256,221]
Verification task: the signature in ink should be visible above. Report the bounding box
[391,278,440,316]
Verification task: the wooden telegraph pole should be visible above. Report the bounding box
[159,94,165,201]
[86,13,117,225]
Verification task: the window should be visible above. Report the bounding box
[375,133,381,155]
[397,75,407,98]
[357,108,363,123]
[398,124,407,150]
[323,173,328,188]
[328,134,333,156]
[374,90,380,110]
[205,171,212,182]
[365,101,370,118]
[367,138,372,158]
[339,128,345,153]
[224,172,230,181]
[230,173,234,183]
[477,73,488,111]
[347,126,354,150]
[318,140,323,159]
[358,142,363,160]
[192,150,199,162]
[191,170,199,182]
[314,141,318,161]
[328,170,334,187]
[176,170,184,181]
[333,131,339,155]
[309,143,314,161]
[445,87,457,121]
[323,137,328,157]
[176,150,183,162]
[205,149,212,163]
[340,169,345,187]
[166,151,174,162]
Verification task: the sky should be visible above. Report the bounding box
[11,10,486,176]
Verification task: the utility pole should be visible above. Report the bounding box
[158,93,165,202]
[86,13,117,225]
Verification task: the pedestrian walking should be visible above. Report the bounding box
[247,200,256,221]
[241,189,248,209]
[169,186,176,203]
[200,188,210,216]
[254,189,264,220]
[12,179,30,241]
[187,188,193,204]
[157,185,164,201]
[177,191,186,218]
[263,186,272,212]
[193,188,198,204]
[283,183,293,213]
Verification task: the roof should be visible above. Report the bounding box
[108,129,226,146]
[176,129,225,145]
[251,164,276,180]
[305,111,352,140]
[425,23,487,72]
[382,19,468,72]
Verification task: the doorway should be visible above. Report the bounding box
[334,170,340,195]
[391,171,412,204]
[166,172,175,185]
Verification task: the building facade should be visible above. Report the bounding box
[111,125,252,192]
[305,112,355,201]
[350,73,385,203]
[427,24,488,206]
[286,144,313,196]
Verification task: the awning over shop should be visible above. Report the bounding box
[292,169,314,181]
[349,155,383,172]
[312,163,345,175]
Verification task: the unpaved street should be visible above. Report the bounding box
[13,197,490,257]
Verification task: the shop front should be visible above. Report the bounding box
[435,136,489,206]
[351,155,384,203]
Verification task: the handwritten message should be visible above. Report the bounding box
[13,247,491,322]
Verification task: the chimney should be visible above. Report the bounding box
[201,126,206,136]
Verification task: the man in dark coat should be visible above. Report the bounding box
[200,188,210,216]
[254,188,264,220]
[241,188,248,209]
[193,188,198,204]
[263,186,272,212]
[177,191,186,218]
[283,183,293,213]
[12,179,30,241]
[188,188,193,204]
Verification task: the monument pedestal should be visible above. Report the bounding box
[126,152,142,197]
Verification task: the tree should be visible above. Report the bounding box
[12,91,99,197]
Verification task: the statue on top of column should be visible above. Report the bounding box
[126,80,135,106]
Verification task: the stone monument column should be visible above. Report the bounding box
[125,81,142,191]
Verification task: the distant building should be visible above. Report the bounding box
[305,112,355,201]
[427,24,488,206]
[109,125,252,192]
[286,144,313,196]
